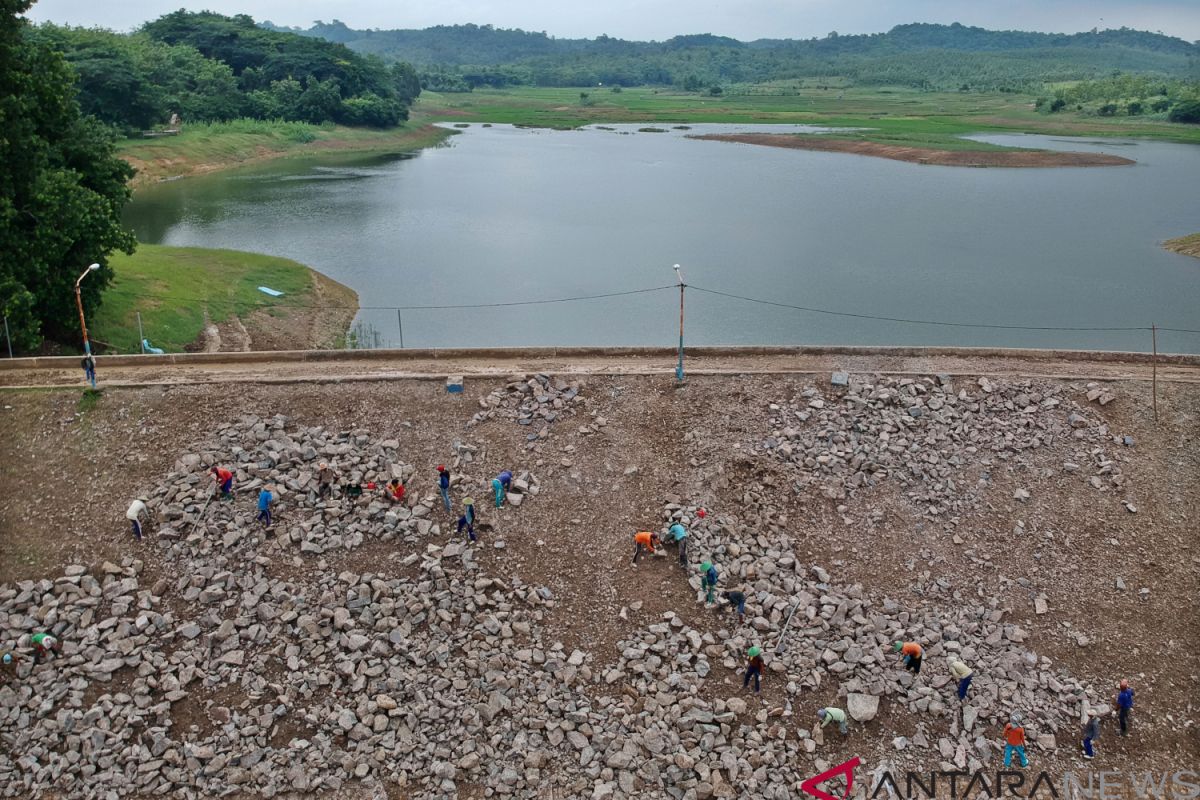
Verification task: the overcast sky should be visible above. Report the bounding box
[23,0,1200,42]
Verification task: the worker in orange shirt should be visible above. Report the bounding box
[894,641,924,674]
[632,531,660,565]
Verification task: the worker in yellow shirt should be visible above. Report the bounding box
[950,659,974,701]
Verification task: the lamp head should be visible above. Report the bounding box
[88,263,99,271]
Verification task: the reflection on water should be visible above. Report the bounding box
[124,124,1200,352]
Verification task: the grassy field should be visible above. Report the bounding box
[417,85,1200,149]
[91,244,350,353]
[118,119,455,187]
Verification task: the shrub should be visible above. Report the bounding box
[1168,100,1200,124]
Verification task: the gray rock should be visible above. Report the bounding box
[847,693,880,722]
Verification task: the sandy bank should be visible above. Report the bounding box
[692,133,1136,167]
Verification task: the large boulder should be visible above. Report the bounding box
[847,693,880,722]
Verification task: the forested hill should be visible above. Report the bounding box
[30,11,422,133]
[262,20,1200,91]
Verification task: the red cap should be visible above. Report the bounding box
[366,482,376,490]
[437,465,446,471]
[697,508,707,518]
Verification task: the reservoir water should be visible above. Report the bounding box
[124,124,1200,353]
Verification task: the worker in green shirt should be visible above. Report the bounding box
[31,632,60,664]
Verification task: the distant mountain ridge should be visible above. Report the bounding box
[260,20,1200,91]
[262,20,1197,62]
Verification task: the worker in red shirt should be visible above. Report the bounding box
[385,478,406,504]
[632,531,660,565]
[210,466,234,500]
[894,641,923,674]
[1003,713,1030,767]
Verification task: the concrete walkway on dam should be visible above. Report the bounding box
[0,346,1198,390]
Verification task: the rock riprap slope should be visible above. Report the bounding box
[0,372,1179,800]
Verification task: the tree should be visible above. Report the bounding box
[338,93,403,127]
[1168,99,1200,123]
[28,24,163,132]
[0,0,135,349]
[296,77,342,123]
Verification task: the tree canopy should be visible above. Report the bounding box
[0,0,135,350]
[263,20,1200,94]
[30,11,423,133]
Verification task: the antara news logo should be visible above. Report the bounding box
[801,757,1200,800]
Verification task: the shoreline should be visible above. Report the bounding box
[691,132,1137,167]
[119,122,455,189]
[1164,233,1200,259]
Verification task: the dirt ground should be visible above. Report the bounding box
[0,353,1197,791]
[692,133,1137,167]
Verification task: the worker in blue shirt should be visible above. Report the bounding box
[256,486,274,528]
[1115,679,1134,736]
[457,497,477,541]
[722,590,747,624]
[437,465,452,512]
[493,470,513,507]
[668,523,688,565]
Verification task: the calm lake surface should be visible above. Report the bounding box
[124,124,1200,352]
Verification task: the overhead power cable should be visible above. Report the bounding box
[686,285,1158,333]
[99,284,676,311]
[94,281,1200,335]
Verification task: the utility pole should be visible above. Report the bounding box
[674,264,685,382]
[3,315,11,359]
[397,309,405,349]
[137,312,146,354]
[1151,324,1158,422]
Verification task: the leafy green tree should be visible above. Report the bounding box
[1169,99,1200,123]
[29,24,162,131]
[389,61,421,104]
[0,0,135,349]
[296,77,342,123]
[339,93,404,127]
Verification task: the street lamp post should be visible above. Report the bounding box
[74,263,100,355]
[674,264,685,382]
[75,263,99,386]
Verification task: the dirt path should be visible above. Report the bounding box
[1,349,1197,391]
[692,133,1137,167]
